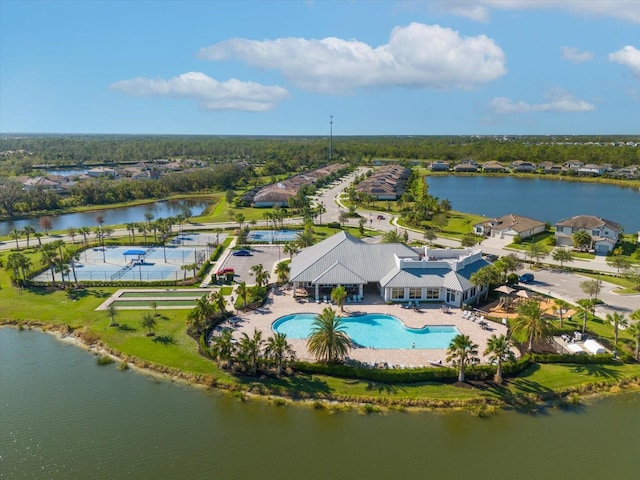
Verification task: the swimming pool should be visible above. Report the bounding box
[273,313,459,349]
[247,230,301,242]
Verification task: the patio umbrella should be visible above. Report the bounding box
[516,289,533,299]
[494,285,515,295]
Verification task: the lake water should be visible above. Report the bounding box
[426,176,640,232]
[0,199,208,237]
[1,328,638,480]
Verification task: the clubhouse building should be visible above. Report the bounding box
[289,232,490,307]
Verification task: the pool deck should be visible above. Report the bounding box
[230,288,509,368]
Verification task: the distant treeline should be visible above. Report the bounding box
[1,134,639,176]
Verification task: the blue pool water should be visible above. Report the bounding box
[273,313,459,349]
[247,230,301,242]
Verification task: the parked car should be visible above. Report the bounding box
[217,267,234,275]
[519,273,534,284]
[232,249,252,257]
[484,254,499,262]
[376,215,385,220]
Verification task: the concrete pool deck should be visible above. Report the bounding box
[230,289,509,368]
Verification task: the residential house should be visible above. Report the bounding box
[554,215,621,254]
[354,164,411,200]
[510,161,537,173]
[577,164,608,176]
[429,161,450,172]
[87,166,118,178]
[453,162,478,173]
[474,214,546,240]
[289,231,490,307]
[563,160,584,171]
[539,162,565,174]
[482,161,507,173]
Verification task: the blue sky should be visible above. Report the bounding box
[1,0,639,135]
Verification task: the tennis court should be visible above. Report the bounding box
[247,230,300,243]
[32,245,210,283]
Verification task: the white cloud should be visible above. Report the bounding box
[488,89,595,114]
[561,47,593,63]
[110,72,289,111]
[433,0,640,23]
[609,45,640,77]
[198,23,506,93]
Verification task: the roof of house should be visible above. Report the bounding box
[476,214,545,234]
[555,215,621,232]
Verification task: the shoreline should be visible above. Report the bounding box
[2,321,638,416]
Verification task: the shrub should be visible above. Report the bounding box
[327,222,341,229]
[96,355,114,366]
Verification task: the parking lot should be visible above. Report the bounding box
[218,245,285,284]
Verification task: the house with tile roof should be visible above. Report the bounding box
[554,215,622,254]
[289,231,489,306]
[474,214,546,240]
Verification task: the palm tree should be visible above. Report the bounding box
[552,248,574,268]
[283,243,299,260]
[65,247,80,286]
[22,225,35,248]
[576,298,595,333]
[141,312,157,336]
[66,226,77,244]
[265,332,295,375]
[470,265,500,303]
[138,223,149,244]
[10,228,21,250]
[606,312,628,347]
[79,226,91,245]
[239,328,263,375]
[210,329,236,369]
[187,295,216,334]
[511,299,555,353]
[330,285,348,312]
[572,229,592,251]
[212,289,226,313]
[483,334,515,384]
[107,303,118,327]
[307,307,351,364]
[237,281,248,309]
[626,314,640,361]
[553,298,572,328]
[295,229,314,248]
[446,334,479,382]
[6,252,30,285]
[40,243,58,286]
[381,230,404,244]
[275,261,290,284]
[250,264,269,287]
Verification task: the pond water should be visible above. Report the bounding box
[426,176,640,232]
[1,328,638,480]
[0,199,208,237]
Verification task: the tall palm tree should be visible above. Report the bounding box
[66,226,77,244]
[10,228,21,250]
[239,328,263,375]
[553,298,572,328]
[331,285,348,312]
[606,312,628,347]
[210,329,235,369]
[511,299,555,353]
[307,307,351,364]
[237,281,248,309]
[576,298,595,333]
[265,332,295,375]
[187,295,216,334]
[141,313,157,336]
[275,261,290,284]
[483,334,515,384]
[22,225,35,248]
[212,289,226,314]
[295,229,314,248]
[79,226,91,245]
[626,314,640,361]
[446,334,479,383]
